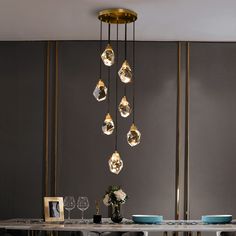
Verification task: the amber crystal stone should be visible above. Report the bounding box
[118,60,132,83]
[101,44,115,66]
[93,79,107,102]
[108,151,123,174]
[102,113,115,135]
[127,123,141,147]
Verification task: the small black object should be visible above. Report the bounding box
[93,214,102,224]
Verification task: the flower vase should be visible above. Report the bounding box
[111,204,123,223]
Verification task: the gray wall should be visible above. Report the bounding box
[190,43,236,218]
[0,42,45,219]
[0,41,236,223]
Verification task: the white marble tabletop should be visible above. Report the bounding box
[0,219,236,232]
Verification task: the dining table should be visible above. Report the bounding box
[0,219,236,236]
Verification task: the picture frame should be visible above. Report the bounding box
[44,197,64,222]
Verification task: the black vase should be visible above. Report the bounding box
[111,204,123,223]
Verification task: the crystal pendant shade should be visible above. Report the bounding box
[127,123,141,147]
[108,151,123,174]
[102,113,115,135]
[93,80,107,102]
[101,44,115,66]
[118,96,131,117]
[118,60,132,83]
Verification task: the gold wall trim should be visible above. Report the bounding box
[44,41,59,198]
[54,41,59,196]
[44,41,50,197]
[184,42,190,220]
[175,42,182,221]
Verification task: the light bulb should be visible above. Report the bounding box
[101,44,115,66]
[127,123,141,147]
[108,151,123,174]
[93,79,107,102]
[102,113,114,135]
[118,60,132,83]
[118,96,131,117]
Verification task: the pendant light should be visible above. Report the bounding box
[127,21,141,147]
[102,113,114,135]
[119,23,132,118]
[118,96,131,117]
[93,21,107,102]
[108,22,123,174]
[118,23,132,84]
[101,44,115,66]
[102,23,114,136]
[94,9,140,174]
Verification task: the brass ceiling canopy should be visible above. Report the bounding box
[98,8,137,24]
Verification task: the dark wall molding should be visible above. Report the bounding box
[43,41,50,198]
[43,41,60,198]
[175,41,182,221]
[175,42,191,222]
[184,42,190,221]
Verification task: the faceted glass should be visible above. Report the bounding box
[119,96,131,117]
[102,113,115,135]
[108,151,123,174]
[127,124,141,147]
[93,79,107,102]
[101,44,115,66]
[118,60,132,83]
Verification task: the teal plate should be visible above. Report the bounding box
[132,215,163,224]
[202,215,232,224]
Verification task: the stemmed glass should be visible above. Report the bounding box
[64,196,76,220]
[77,196,89,222]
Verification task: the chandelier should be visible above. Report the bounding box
[93,8,141,174]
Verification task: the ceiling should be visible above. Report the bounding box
[0,0,236,41]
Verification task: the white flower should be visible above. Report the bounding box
[114,189,126,202]
[103,194,110,206]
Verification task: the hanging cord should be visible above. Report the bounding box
[115,22,119,150]
[107,68,110,113]
[107,23,111,113]
[132,21,135,124]
[108,23,111,44]
[124,22,127,96]
[125,23,127,60]
[99,21,102,79]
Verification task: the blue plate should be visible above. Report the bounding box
[202,215,232,224]
[132,215,163,224]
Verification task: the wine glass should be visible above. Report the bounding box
[64,196,76,220]
[77,196,89,221]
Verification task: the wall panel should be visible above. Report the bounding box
[58,41,177,219]
[0,42,45,219]
[190,43,236,219]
